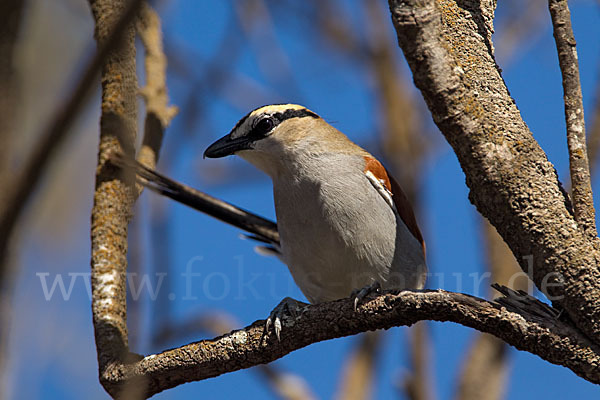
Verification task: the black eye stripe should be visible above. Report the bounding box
[231,107,318,133]
[272,108,319,121]
[245,108,320,140]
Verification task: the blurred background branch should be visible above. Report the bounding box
[0,0,144,270]
[454,220,529,400]
[127,0,178,352]
[0,0,26,391]
[335,331,381,400]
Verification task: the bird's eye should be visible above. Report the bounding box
[254,117,275,136]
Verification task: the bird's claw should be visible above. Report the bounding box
[352,281,382,311]
[265,297,306,341]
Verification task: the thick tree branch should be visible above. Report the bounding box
[548,0,597,239]
[155,312,316,400]
[89,0,140,388]
[97,289,600,397]
[387,0,600,343]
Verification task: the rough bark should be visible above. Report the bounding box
[97,290,600,398]
[116,156,600,396]
[156,312,316,400]
[89,0,139,383]
[387,0,600,344]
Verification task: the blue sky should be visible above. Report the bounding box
[9,0,600,399]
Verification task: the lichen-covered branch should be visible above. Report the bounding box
[387,0,600,343]
[156,312,316,400]
[97,290,600,398]
[548,0,597,239]
[89,0,140,383]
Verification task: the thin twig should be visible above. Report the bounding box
[548,0,597,239]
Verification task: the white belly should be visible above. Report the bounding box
[273,166,426,304]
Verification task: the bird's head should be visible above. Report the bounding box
[204,104,353,177]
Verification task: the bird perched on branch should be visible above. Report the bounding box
[117,104,427,340]
[204,104,427,337]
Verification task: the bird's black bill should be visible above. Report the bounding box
[204,134,252,158]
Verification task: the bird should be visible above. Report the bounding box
[115,103,427,340]
[203,104,427,337]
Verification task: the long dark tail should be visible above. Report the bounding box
[110,153,280,250]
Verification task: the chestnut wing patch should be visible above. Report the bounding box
[363,156,425,254]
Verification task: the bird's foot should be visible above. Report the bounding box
[351,281,382,311]
[265,297,308,341]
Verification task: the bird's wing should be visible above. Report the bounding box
[363,156,425,255]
